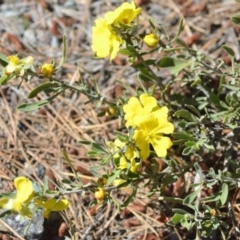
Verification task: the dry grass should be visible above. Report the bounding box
[0,0,240,239]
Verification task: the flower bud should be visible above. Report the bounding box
[143,34,158,48]
[41,63,54,78]
[94,188,105,201]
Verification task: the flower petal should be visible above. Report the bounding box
[133,130,149,160]
[0,198,13,210]
[150,136,173,157]
[155,120,174,134]
[140,94,158,112]
[19,205,33,219]
[14,177,34,204]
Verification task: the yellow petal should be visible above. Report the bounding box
[45,199,69,211]
[151,136,173,157]
[91,18,122,60]
[19,205,33,219]
[133,130,149,160]
[139,94,158,111]
[119,156,128,169]
[113,179,126,186]
[0,198,13,210]
[155,120,174,134]
[14,177,34,204]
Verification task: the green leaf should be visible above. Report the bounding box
[0,74,12,85]
[158,57,191,75]
[120,187,137,210]
[28,82,58,98]
[222,45,235,57]
[185,141,196,147]
[89,165,103,178]
[219,183,228,206]
[138,72,152,82]
[62,148,81,182]
[171,19,184,43]
[182,146,193,155]
[183,187,202,205]
[222,45,235,74]
[185,105,201,117]
[176,38,188,48]
[231,16,240,25]
[172,132,196,141]
[17,99,50,112]
[106,169,121,186]
[202,193,220,203]
[169,213,184,225]
[55,35,66,70]
[174,109,197,122]
[172,208,189,215]
[202,220,214,237]
[91,142,107,154]
[176,19,184,38]
[172,139,186,145]
[78,140,92,145]
[0,52,8,67]
[180,215,193,231]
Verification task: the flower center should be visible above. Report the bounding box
[7,55,20,65]
[13,202,22,211]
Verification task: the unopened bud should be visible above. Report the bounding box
[41,63,54,78]
[94,188,105,201]
[143,34,158,48]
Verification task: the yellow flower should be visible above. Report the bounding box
[123,94,168,127]
[111,138,140,173]
[91,18,122,60]
[95,188,105,201]
[143,34,159,48]
[105,1,141,26]
[41,63,54,78]
[0,177,34,219]
[4,55,33,76]
[133,114,174,159]
[34,198,69,218]
[113,179,126,186]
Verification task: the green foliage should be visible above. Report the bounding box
[2,1,240,239]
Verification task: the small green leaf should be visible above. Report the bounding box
[106,169,121,186]
[0,74,12,85]
[185,105,201,117]
[78,140,92,145]
[28,82,58,98]
[0,52,8,67]
[182,146,193,155]
[121,187,137,210]
[169,213,184,225]
[222,45,235,57]
[172,132,196,141]
[174,109,197,122]
[176,19,184,38]
[180,216,193,231]
[219,183,228,206]
[176,38,188,48]
[183,187,202,205]
[158,57,191,75]
[172,208,189,215]
[231,16,240,25]
[185,141,196,147]
[91,142,107,154]
[222,45,235,74]
[17,99,50,112]
[202,220,214,237]
[55,35,66,70]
